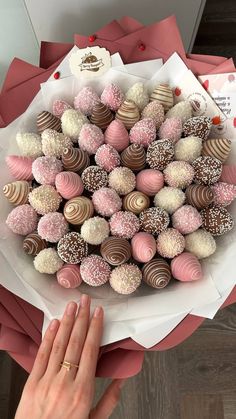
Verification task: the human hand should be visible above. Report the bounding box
[15,295,125,419]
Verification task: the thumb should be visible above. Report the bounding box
[90,378,126,419]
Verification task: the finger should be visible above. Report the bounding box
[75,306,103,388]
[90,379,126,419]
[62,294,91,379]
[46,301,77,376]
[28,319,60,382]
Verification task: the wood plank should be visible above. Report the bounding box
[177,333,236,394]
[94,350,181,419]
[223,393,236,419]
[200,305,236,333]
[0,350,11,419]
[8,357,28,419]
[180,393,224,419]
[136,351,180,419]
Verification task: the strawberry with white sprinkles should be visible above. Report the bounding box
[57,232,88,264]
[201,206,234,236]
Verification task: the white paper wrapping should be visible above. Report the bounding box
[0,53,235,348]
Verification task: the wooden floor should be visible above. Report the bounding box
[1,0,236,418]
[1,304,236,419]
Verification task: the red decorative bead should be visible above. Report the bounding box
[174,87,181,97]
[138,43,146,51]
[89,34,96,42]
[202,79,209,90]
[54,71,60,80]
[212,115,221,125]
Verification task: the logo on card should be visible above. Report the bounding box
[187,92,207,116]
[79,52,104,72]
[69,47,111,78]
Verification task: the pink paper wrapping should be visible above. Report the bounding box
[1,285,236,377]
[118,16,144,33]
[1,16,235,128]
[187,53,227,66]
[0,16,236,378]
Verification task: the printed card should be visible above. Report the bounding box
[198,72,236,139]
[69,46,111,78]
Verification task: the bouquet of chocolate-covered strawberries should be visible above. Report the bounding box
[3,82,236,294]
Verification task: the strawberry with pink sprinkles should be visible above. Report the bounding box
[110,211,140,239]
[32,156,62,185]
[74,87,100,115]
[172,205,202,235]
[38,212,69,243]
[80,254,111,286]
[78,124,104,155]
[92,187,122,217]
[101,83,124,111]
[95,144,120,172]
[129,118,156,148]
[158,117,182,143]
[6,204,38,235]
[141,101,165,129]
[52,100,72,118]
[211,182,236,207]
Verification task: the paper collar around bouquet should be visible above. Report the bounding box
[0,15,236,378]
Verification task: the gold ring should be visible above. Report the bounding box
[60,361,79,371]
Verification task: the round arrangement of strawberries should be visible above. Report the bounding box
[3,82,235,295]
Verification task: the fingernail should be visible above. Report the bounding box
[80,294,89,308]
[93,306,103,318]
[49,319,58,331]
[117,379,126,389]
[66,301,77,315]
